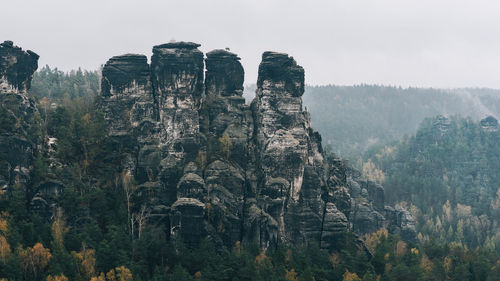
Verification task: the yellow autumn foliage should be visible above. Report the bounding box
[106,266,133,281]
[0,235,11,262]
[46,274,68,281]
[90,273,106,281]
[51,208,68,248]
[285,268,299,281]
[329,252,341,266]
[395,240,407,257]
[362,160,385,183]
[195,271,202,281]
[410,248,419,255]
[343,269,361,281]
[73,244,96,279]
[19,243,52,279]
[254,252,269,268]
[420,254,433,273]
[364,228,388,253]
[0,219,7,233]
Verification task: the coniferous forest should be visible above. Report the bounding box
[364,115,500,252]
[0,63,499,280]
[5,0,500,279]
[1,40,500,281]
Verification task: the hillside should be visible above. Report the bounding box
[3,40,500,280]
[300,85,500,160]
[364,115,500,252]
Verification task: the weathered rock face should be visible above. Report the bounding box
[254,52,308,202]
[197,50,252,247]
[29,136,64,219]
[100,54,160,183]
[0,41,39,193]
[150,43,206,216]
[92,42,415,249]
[249,52,350,249]
[201,50,250,167]
[345,165,417,243]
[1,40,39,92]
[385,205,417,242]
[432,115,451,136]
[480,116,498,132]
[204,50,244,98]
[152,42,204,158]
[170,198,206,248]
[0,40,418,251]
[101,54,155,137]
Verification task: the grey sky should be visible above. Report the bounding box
[2,0,500,88]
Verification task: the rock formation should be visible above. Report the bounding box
[96,43,414,250]
[1,40,417,251]
[99,53,159,184]
[250,52,348,249]
[480,116,498,132]
[0,41,39,194]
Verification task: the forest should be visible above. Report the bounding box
[364,115,500,253]
[1,66,500,281]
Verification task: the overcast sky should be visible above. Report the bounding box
[2,0,500,88]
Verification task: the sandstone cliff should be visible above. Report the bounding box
[1,41,416,251]
[0,41,39,195]
[97,42,416,249]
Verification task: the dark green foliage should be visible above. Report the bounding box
[31,65,99,101]
[0,104,16,133]
[2,71,500,279]
[365,116,500,251]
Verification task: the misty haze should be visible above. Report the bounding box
[1,1,500,280]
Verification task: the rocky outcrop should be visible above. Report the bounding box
[344,164,417,242]
[100,54,155,137]
[152,42,204,158]
[0,41,39,193]
[199,50,252,246]
[94,42,417,249]
[0,41,416,251]
[170,197,206,247]
[96,45,357,249]
[480,116,498,132]
[99,53,159,184]
[0,40,39,92]
[432,115,451,136]
[151,43,205,214]
[249,52,349,249]
[200,50,250,167]
[385,205,417,242]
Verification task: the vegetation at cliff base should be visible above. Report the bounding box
[1,68,500,280]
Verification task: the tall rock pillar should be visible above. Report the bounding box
[253,52,309,245]
[100,54,160,184]
[152,42,204,160]
[251,52,348,249]
[201,50,250,246]
[0,41,39,193]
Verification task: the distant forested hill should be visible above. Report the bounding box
[246,85,500,160]
[364,115,500,251]
[6,68,498,281]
